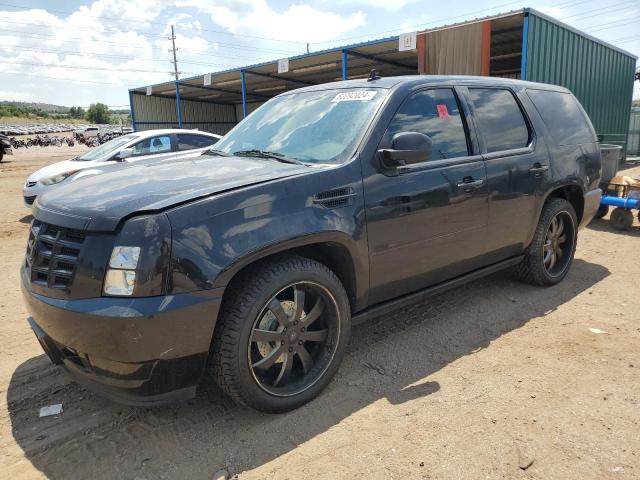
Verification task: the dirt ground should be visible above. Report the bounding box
[1,147,639,480]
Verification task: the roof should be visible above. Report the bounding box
[129,8,635,107]
[130,128,222,137]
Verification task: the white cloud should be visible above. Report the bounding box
[324,0,418,12]
[178,0,365,43]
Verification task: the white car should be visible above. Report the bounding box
[23,129,222,207]
[82,127,100,139]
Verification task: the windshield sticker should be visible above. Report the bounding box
[436,104,449,119]
[332,91,377,102]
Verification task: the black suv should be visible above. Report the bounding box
[22,76,602,412]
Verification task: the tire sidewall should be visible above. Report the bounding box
[537,202,578,284]
[231,261,351,411]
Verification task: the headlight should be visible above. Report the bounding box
[40,170,79,185]
[103,246,141,296]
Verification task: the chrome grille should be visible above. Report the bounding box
[26,220,86,290]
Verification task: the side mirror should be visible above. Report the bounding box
[115,148,134,161]
[378,131,433,168]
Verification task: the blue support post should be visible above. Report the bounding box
[128,90,136,132]
[175,81,183,128]
[240,69,248,119]
[341,49,348,80]
[520,14,529,81]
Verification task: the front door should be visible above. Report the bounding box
[364,87,489,304]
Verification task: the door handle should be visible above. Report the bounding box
[456,178,484,190]
[529,164,549,175]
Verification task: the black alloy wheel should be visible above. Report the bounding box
[542,211,574,276]
[248,282,340,396]
[211,255,351,412]
[513,198,577,286]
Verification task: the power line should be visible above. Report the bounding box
[0,60,198,75]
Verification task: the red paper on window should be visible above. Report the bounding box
[436,104,449,118]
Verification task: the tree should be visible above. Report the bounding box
[85,103,110,124]
[69,106,77,117]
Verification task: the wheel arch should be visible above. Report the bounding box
[213,232,366,314]
[544,183,585,224]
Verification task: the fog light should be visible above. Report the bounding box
[104,269,136,296]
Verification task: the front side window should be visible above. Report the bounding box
[526,89,596,145]
[132,135,172,156]
[74,134,138,161]
[213,88,387,164]
[177,133,218,151]
[381,88,470,160]
[468,88,530,153]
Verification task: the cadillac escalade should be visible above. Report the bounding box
[22,76,602,412]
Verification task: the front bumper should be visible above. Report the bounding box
[580,188,603,229]
[21,267,224,406]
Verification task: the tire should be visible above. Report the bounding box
[594,204,609,219]
[0,149,3,163]
[210,255,351,413]
[610,207,633,231]
[513,198,578,286]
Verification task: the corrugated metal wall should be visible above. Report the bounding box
[525,12,636,151]
[132,93,237,135]
[234,101,265,121]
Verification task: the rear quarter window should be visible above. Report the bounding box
[525,89,596,145]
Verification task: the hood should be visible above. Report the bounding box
[34,154,310,231]
[27,158,101,183]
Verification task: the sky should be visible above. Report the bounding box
[0,0,638,108]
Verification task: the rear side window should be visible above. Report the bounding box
[176,133,217,151]
[468,88,530,153]
[526,89,596,145]
[132,135,172,156]
[382,88,469,160]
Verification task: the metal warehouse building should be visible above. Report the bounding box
[130,8,637,151]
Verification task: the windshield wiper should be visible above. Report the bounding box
[232,149,306,166]
[201,149,229,156]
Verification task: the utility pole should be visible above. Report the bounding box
[169,25,181,80]
[168,25,183,128]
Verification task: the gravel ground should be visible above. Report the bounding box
[1,147,639,480]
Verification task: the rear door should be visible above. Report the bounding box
[463,86,551,262]
[129,134,175,163]
[174,133,219,158]
[364,86,489,304]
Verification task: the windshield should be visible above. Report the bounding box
[213,88,387,164]
[74,134,138,161]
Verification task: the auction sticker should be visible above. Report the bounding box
[332,90,377,102]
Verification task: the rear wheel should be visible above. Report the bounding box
[513,198,577,286]
[594,204,609,219]
[610,207,634,231]
[210,255,351,413]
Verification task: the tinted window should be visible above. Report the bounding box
[383,88,469,160]
[132,135,172,156]
[526,89,596,145]
[177,133,217,151]
[468,88,529,153]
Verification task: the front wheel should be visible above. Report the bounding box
[210,255,351,412]
[513,198,578,286]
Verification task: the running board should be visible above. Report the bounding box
[352,256,524,325]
